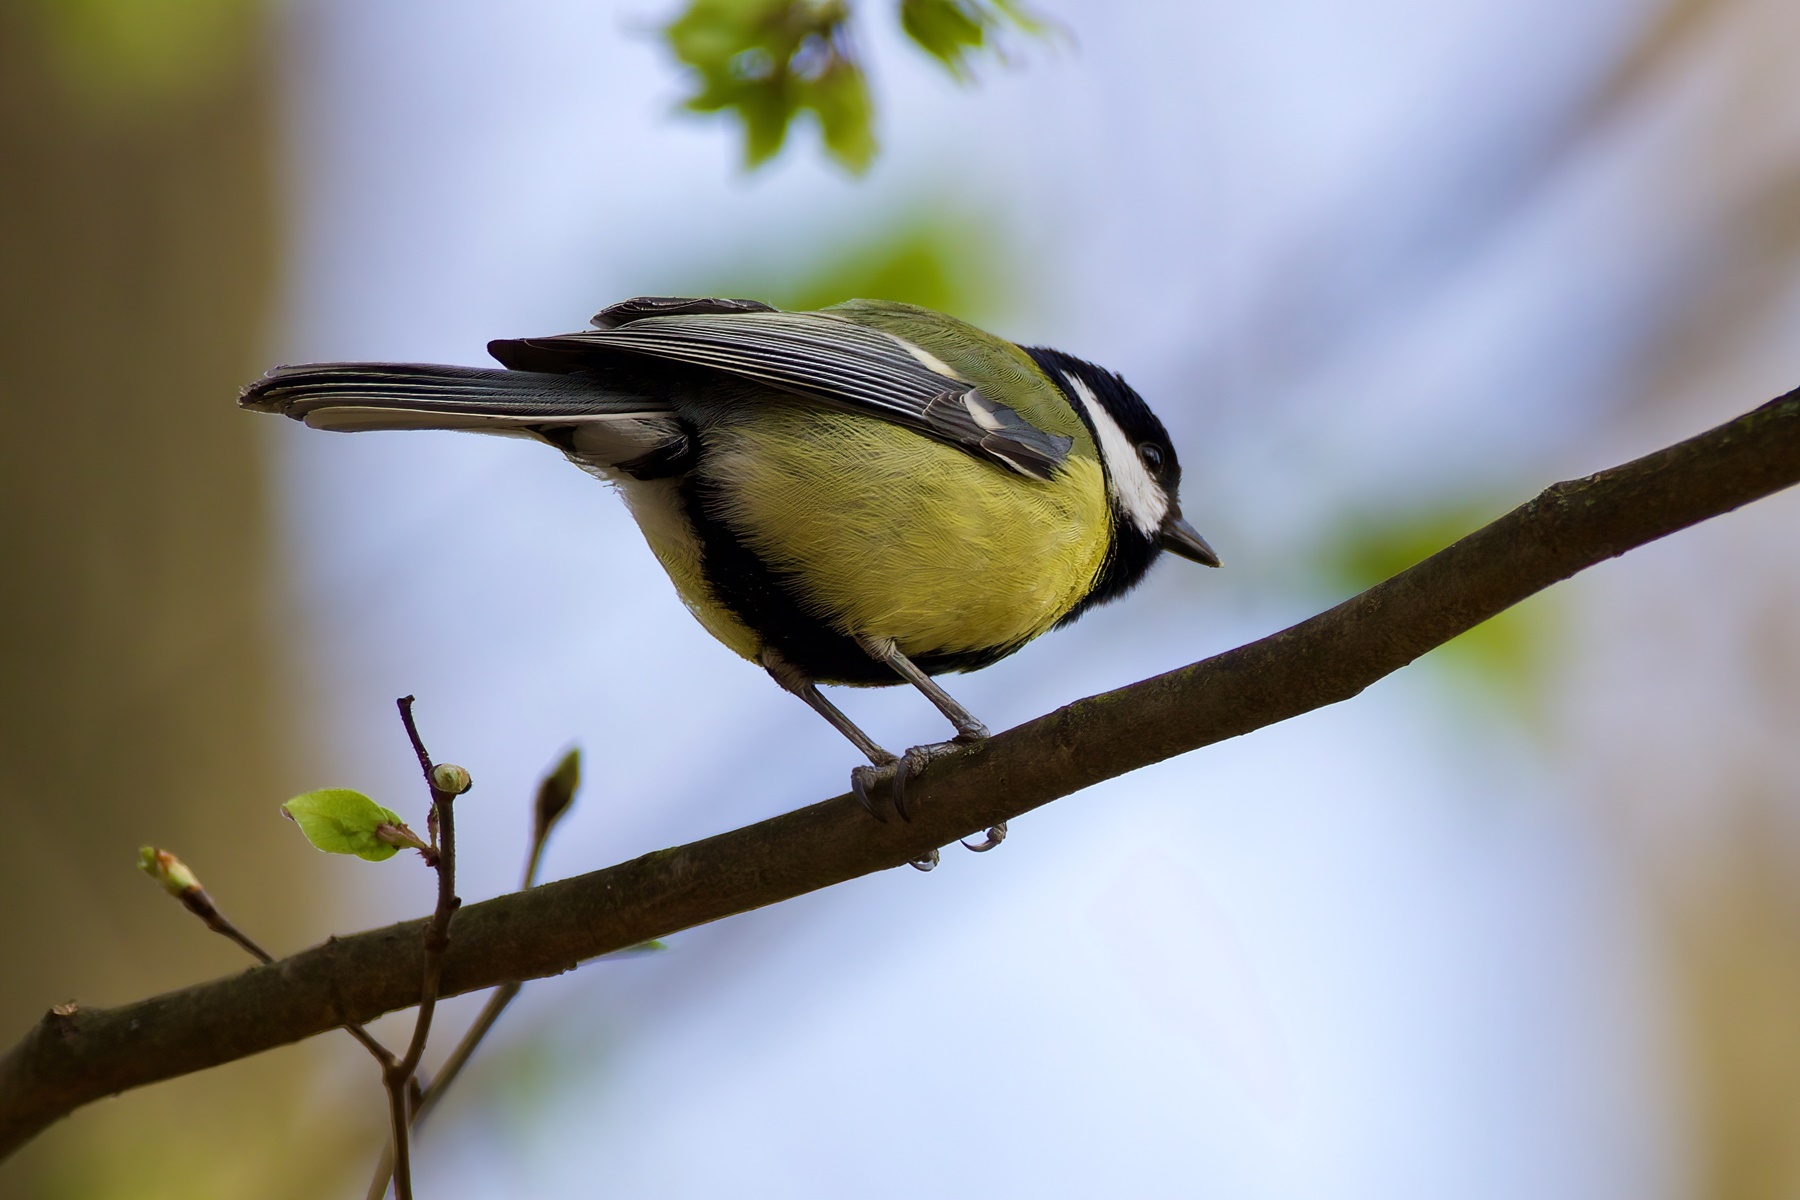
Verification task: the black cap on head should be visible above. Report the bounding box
[1023,345,1218,624]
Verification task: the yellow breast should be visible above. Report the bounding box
[700,405,1112,661]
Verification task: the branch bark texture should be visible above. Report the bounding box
[4,387,1798,1157]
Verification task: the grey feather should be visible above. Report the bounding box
[246,300,1077,480]
[491,306,1073,479]
[921,388,1072,481]
[589,296,777,328]
[238,363,683,466]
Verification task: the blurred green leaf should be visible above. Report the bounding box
[900,0,1043,79]
[900,0,985,74]
[615,939,669,956]
[1321,501,1558,714]
[665,0,875,172]
[690,214,1012,319]
[281,788,405,862]
[664,0,1046,170]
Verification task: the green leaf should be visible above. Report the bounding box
[686,214,1012,320]
[810,51,876,172]
[900,0,987,76]
[663,0,875,173]
[281,788,405,862]
[899,0,1045,79]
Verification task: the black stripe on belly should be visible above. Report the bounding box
[677,472,1025,686]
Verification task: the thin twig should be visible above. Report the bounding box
[397,695,437,791]
[382,1079,411,1199]
[366,749,580,1200]
[5,385,1797,1159]
[391,701,461,1087]
[185,899,274,965]
[363,981,517,1200]
[142,849,398,1069]
[190,899,398,1066]
[378,696,464,1200]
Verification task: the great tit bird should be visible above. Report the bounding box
[242,297,1219,858]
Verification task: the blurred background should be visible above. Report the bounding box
[3,0,1798,1196]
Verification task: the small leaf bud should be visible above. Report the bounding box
[374,822,432,855]
[534,747,581,839]
[430,762,472,795]
[138,846,202,896]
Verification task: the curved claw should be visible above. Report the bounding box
[849,765,891,823]
[961,821,1008,852]
[890,746,933,822]
[890,754,911,822]
[909,847,941,872]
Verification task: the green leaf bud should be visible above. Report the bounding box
[138,845,201,896]
[534,747,581,839]
[374,821,432,855]
[430,762,472,795]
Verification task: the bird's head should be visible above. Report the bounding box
[1024,346,1219,619]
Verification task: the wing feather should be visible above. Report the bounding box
[490,305,1073,480]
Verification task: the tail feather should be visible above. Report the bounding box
[239,362,669,432]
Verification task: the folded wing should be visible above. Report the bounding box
[490,299,1074,480]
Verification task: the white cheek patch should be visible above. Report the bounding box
[1064,371,1168,534]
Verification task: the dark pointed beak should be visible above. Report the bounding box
[1160,514,1221,567]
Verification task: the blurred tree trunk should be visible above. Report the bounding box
[1584,2,1800,1195]
[0,7,356,1196]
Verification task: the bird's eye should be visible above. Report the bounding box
[1138,442,1164,473]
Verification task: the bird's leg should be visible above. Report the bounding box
[856,637,1006,853]
[761,648,906,824]
[767,667,893,768]
[857,637,989,740]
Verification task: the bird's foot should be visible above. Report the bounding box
[961,821,1008,853]
[847,741,995,870]
[847,740,969,823]
[849,756,943,869]
[888,740,970,822]
[849,752,899,822]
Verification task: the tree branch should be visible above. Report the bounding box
[3,386,1797,1159]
